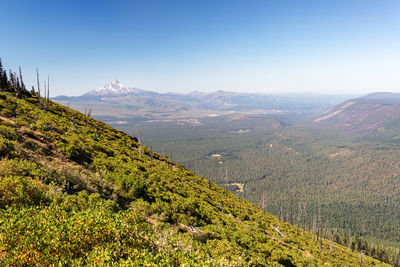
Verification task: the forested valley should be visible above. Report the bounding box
[112,104,400,265]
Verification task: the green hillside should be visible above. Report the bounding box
[0,77,389,264]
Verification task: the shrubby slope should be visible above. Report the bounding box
[0,90,387,266]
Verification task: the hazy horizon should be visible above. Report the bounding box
[53,79,363,98]
[2,0,399,96]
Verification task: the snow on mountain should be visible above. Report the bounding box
[84,80,144,96]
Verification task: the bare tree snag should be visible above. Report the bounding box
[347,230,351,252]
[260,191,267,213]
[312,214,317,241]
[36,68,41,109]
[303,203,307,235]
[43,80,47,111]
[270,225,286,238]
[139,132,143,157]
[150,141,153,162]
[47,75,50,108]
[296,203,302,234]
[359,251,364,266]
[319,235,323,254]
[84,107,92,130]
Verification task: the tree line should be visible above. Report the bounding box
[1,58,53,111]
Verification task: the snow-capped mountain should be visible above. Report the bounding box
[84,80,144,96]
[54,80,351,120]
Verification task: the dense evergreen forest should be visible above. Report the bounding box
[115,107,400,265]
[1,59,394,265]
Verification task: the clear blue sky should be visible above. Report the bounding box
[1,0,399,96]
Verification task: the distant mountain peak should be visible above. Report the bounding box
[109,79,121,85]
[84,80,143,96]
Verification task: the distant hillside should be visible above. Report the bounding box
[313,92,400,135]
[53,80,350,121]
[0,69,386,264]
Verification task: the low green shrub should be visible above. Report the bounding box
[0,175,48,208]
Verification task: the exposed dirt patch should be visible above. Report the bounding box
[314,101,356,122]
[302,250,314,259]
[328,148,354,158]
[0,116,16,124]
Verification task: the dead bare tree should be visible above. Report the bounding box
[317,208,322,240]
[260,191,267,213]
[289,202,294,225]
[139,132,143,157]
[319,232,323,254]
[18,67,24,90]
[169,144,173,170]
[270,225,286,238]
[359,251,364,266]
[71,116,76,132]
[303,203,307,235]
[65,103,76,133]
[323,221,328,239]
[347,230,352,252]
[312,214,317,241]
[150,138,153,162]
[47,75,50,109]
[296,203,302,234]
[225,166,229,184]
[278,204,283,221]
[84,107,92,130]
[17,66,26,98]
[43,80,46,111]
[36,68,42,109]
